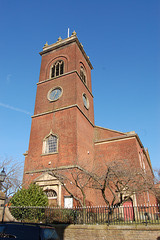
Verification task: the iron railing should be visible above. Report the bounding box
[8,205,160,225]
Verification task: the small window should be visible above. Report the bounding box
[43,134,58,154]
[80,66,86,84]
[51,60,64,78]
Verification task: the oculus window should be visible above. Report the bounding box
[48,87,62,101]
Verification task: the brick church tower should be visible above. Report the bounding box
[23,32,96,206]
[23,32,156,207]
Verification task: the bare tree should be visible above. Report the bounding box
[0,157,23,196]
[153,169,160,203]
[48,165,92,207]
[90,159,156,208]
[154,169,160,183]
[47,159,157,209]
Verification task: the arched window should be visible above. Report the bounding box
[44,189,57,199]
[43,134,58,154]
[82,93,89,109]
[80,66,86,84]
[50,60,64,78]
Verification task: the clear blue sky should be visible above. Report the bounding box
[0,0,159,174]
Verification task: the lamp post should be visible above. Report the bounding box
[0,168,6,189]
[0,168,7,222]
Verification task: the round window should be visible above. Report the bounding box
[48,87,62,101]
[83,93,89,109]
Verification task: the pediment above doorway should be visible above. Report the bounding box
[34,172,61,207]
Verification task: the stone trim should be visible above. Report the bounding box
[39,35,93,69]
[25,164,81,175]
[95,133,153,172]
[94,125,126,135]
[94,134,137,145]
[42,130,59,155]
[32,104,94,127]
[47,86,63,102]
[41,152,58,156]
[37,70,93,97]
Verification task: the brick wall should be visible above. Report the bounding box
[54,224,160,240]
[23,35,156,207]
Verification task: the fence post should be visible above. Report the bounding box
[107,207,110,226]
[73,208,77,225]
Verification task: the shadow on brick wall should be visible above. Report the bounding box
[53,224,70,240]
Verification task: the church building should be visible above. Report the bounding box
[23,32,155,208]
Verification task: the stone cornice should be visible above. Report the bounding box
[25,133,153,175]
[95,133,153,172]
[25,164,82,174]
[94,125,126,135]
[32,104,94,127]
[37,70,93,97]
[39,35,93,69]
[94,133,142,146]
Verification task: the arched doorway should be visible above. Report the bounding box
[44,189,58,206]
[34,173,61,207]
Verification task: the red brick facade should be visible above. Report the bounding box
[23,33,156,207]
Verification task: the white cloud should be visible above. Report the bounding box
[6,74,12,84]
[0,102,31,115]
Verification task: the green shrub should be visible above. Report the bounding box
[10,184,48,221]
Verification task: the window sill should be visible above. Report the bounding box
[41,152,58,156]
[47,197,57,200]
